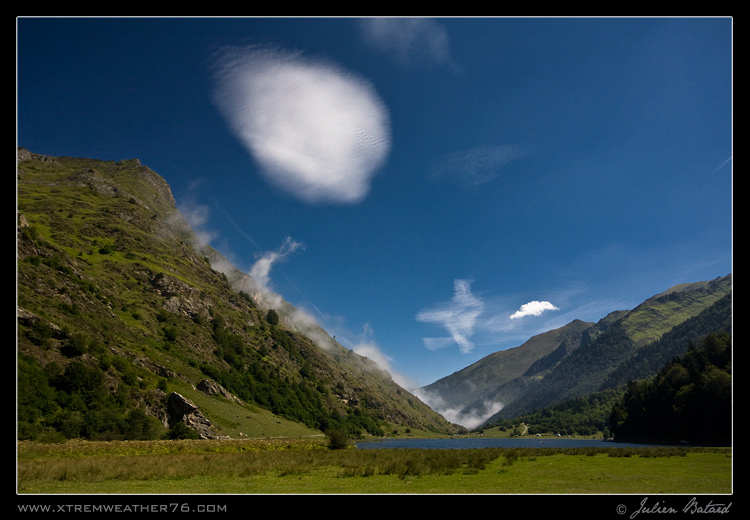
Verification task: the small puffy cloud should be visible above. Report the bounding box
[416,279,484,354]
[510,300,559,320]
[211,46,391,204]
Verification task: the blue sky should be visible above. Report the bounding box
[17,17,732,400]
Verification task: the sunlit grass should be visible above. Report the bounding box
[17,440,731,494]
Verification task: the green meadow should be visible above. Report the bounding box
[17,439,731,494]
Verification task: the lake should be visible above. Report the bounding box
[355,437,659,450]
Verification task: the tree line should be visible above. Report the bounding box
[483,331,731,445]
[609,332,731,445]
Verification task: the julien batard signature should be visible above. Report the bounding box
[623,496,732,518]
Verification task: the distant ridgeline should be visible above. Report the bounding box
[425,274,731,442]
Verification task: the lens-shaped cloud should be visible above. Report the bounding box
[212,47,391,204]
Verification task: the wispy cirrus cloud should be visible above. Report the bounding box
[417,279,564,354]
[416,279,484,354]
[211,46,391,204]
[430,145,525,187]
[359,17,457,70]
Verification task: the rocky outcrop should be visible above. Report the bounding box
[166,392,228,439]
[151,272,212,321]
[17,306,65,340]
[17,148,59,166]
[197,379,243,405]
[132,357,180,380]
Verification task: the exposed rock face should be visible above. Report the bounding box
[132,357,180,380]
[17,306,65,339]
[197,379,243,405]
[151,272,212,321]
[17,148,58,165]
[166,392,228,439]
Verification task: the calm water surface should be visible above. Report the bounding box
[355,437,658,450]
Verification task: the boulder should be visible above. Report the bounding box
[167,392,228,439]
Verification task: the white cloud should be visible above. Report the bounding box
[175,198,217,248]
[413,388,503,429]
[350,325,395,373]
[329,323,417,389]
[509,300,559,320]
[416,279,485,354]
[359,18,456,70]
[211,46,391,204]
[421,337,455,351]
[248,236,304,293]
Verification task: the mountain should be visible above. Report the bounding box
[421,274,732,428]
[419,319,594,427]
[16,149,462,442]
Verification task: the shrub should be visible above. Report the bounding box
[166,422,200,440]
[325,429,351,450]
[266,309,280,326]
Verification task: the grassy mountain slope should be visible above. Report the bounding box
[489,276,731,421]
[420,319,594,421]
[16,149,460,441]
[484,292,732,436]
[617,277,732,347]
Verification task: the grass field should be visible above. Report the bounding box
[17,439,732,495]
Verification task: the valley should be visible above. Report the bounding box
[16,148,732,496]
